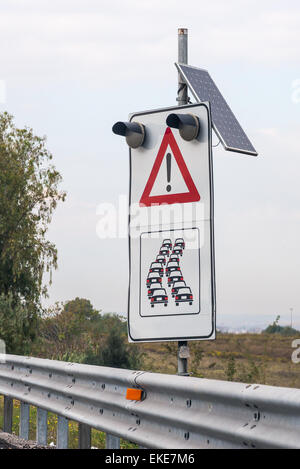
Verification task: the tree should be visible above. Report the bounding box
[0,112,65,352]
[0,292,37,354]
[38,301,144,369]
[38,299,100,353]
[64,297,99,321]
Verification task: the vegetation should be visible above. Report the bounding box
[0,112,65,353]
[262,315,299,336]
[27,302,300,389]
[0,293,36,354]
[34,298,144,370]
[140,330,300,388]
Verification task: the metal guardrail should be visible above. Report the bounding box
[0,354,300,449]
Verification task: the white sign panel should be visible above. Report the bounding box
[128,103,215,342]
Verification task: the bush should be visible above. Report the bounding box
[84,326,144,370]
[263,315,299,336]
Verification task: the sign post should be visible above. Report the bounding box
[177,28,189,376]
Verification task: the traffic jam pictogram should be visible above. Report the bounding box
[147,237,193,309]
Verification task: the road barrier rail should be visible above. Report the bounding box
[0,354,299,449]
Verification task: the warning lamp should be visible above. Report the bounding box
[166,113,200,141]
[112,121,145,149]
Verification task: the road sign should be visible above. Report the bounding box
[175,63,258,156]
[127,103,216,342]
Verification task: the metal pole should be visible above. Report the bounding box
[177,28,188,106]
[3,396,13,433]
[57,415,69,449]
[106,433,120,449]
[37,408,48,446]
[19,402,30,440]
[79,423,91,449]
[177,28,190,376]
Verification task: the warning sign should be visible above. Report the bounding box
[139,127,200,206]
[127,103,215,343]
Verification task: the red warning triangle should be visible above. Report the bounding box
[139,127,200,207]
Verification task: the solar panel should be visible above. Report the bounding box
[175,63,258,156]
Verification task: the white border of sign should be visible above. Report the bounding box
[127,103,216,342]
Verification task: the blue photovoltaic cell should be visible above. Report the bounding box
[176,63,257,156]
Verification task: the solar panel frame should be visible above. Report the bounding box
[175,63,258,156]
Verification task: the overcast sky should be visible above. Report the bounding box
[0,0,299,327]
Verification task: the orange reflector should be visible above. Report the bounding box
[126,388,142,401]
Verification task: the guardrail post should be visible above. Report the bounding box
[78,423,91,449]
[19,402,30,440]
[37,408,48,445]
[57,415,69,449]
[3,396,13,433]
[106,433,120,449]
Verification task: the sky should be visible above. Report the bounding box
[0,0,299,327]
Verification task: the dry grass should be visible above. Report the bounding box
[140,333,300,388]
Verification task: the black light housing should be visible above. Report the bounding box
[112,121,145,149]
[166,113,200,141]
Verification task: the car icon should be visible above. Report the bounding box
[174,238,185,250]
[165,261,181,276]
[162,238,172,250]
[149,262,164,277]
[175,287,193,306]
[148,282,163,298]
[156,255,166,265]
[159,247,170,257]
[167,271,183,287]
[172,246,183,257]
[146,272,162,287]
[150,288,168,307]
[169,254,180,264]
[171,280,186,297]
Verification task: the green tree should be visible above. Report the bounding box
[0,112,65,352]
[0,292,37,354]
[64,297,99,321]
[37,299,97,356]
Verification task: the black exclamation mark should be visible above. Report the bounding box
[166,153,171,192]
